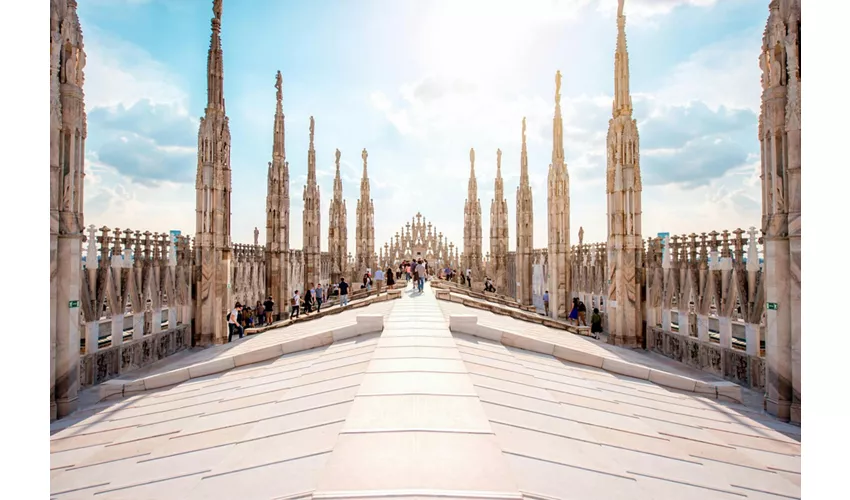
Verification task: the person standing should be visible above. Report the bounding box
[374,267,385,295]
[315,283,324,313]
[290,290,300,320]
[228,302,244,342]
[578,299,587,326]
[590,307,603,339]
[416,259,426,293]
[543,290,550,316]
[263,296,275,324]
[339,277,350,306]
[386,267,395,287]
[255,300,265,326]
[568,297,579,325]
[304,285,314,314]
[465,268,472,288]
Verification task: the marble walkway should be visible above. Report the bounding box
[50,282,800,499]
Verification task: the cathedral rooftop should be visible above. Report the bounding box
[50,285,800,499]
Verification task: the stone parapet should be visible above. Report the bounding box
[648,326,765,391]
[79,324,191,388]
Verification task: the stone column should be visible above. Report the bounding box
[660,235,673,332]
[695,234,710,342]
[745,227,763,356]
[168,235,178,330]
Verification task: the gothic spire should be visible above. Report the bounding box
[272,70,285,160]
[520,117,529,181]
[361,148,369,181]
[206,0,225,113]
[495,148,504,199]
[334,148,343,199]
[307,116,316,183]
[613,0,633,118]
[552,70,565,165]
[468,148,477,195]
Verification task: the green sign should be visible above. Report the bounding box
[767,302,778,311]
[68,300,79,308]
[607,280,612,284]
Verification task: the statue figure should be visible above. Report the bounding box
[309,116,315,144]
[470,148,475,166]
[769,50,782,87]
[617,0,625,18]
[254,227,259,246]
[579,226,584,246]
[522,117,527,142]
[496,148,502,167]
[362,148,368,165]
[555,70,562,104]
[335,148,341,166]
[275,71,282,102]
[213,0,223,19]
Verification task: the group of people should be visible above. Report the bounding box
[227,296,278,343]
[542,291,603,339]
[398,259,428,292]
[289,283,326,319]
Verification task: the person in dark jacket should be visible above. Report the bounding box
[590,308,603,339]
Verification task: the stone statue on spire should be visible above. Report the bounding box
[522,117,527,141]
[309,116,314,146]
[213,0,222,20]
[275,71,282,102]
[496,148,502,169]
[555,70,562,105]
[470,148,475,167]
[335,148,341,167]
[361,148,368,167]
[617,0,624,18]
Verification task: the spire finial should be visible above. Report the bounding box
[617,0,624,18]
[522,117,527,144]
[470,148,475,171]
[335,148,341,169]
[496,149,502,174]
[555,70,562,105]
[309,116,315,148]
[275,71,282,103]
[361,148,368,177]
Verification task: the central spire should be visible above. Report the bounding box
[272,70,284,160]
[307,116,316,183]
[613,0,633,118]
[520,117,529,180]
[552,70,565,165]
[206,0,225,113]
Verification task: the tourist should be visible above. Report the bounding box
[569,297,579,324]
[416,259,426,293]
[227,302,243,342]
[255,300,265,325]
[290,290,300,319]
[484,277,495,293]
[264,296,275,324]
[465,268,472,288]
[363,272,372,292]
[386,267,395,287]
[243,306,253,327]
[316,283,324,313]
[543,290,550,316]
[374,267,385,295]
[304,285,314,314]
[412,261,420,287]
[339,277,350,306]
[578,300,587,326]
[590,307,603,339]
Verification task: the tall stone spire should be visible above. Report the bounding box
[302,116,322,291]
[547,70,571,319]
[195,0,232,346]
[759,0,801,424]
[606,0,643,348]
[328,148,348,284]
[206,0,225,113]
[490,149,509,293]
[51,0,88,419]
[355,148,375,274]
[516,117,534,305]
[266,70,290,312]
[463,148,483,282]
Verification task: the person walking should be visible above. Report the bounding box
[290,290,300,320]
[263,296,275,324]
[386,267,395,287]
[339,277,350,306]
[543,290,550,316]
[227,302,244,342]
[590,307,603,339]
[315,283,324,313]
[568,297,579,325]
[304,285,314,314]
[416,259,426,293]
[578,299,587,326]
[374,268,385,295]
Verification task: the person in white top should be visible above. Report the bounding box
[465,268,472,288]
[373,268,385,296]
[228,302,243,342]
[290,290,300,320]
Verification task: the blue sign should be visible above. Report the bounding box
[657,232,669,241]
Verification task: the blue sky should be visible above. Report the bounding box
[79,0,769,252]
